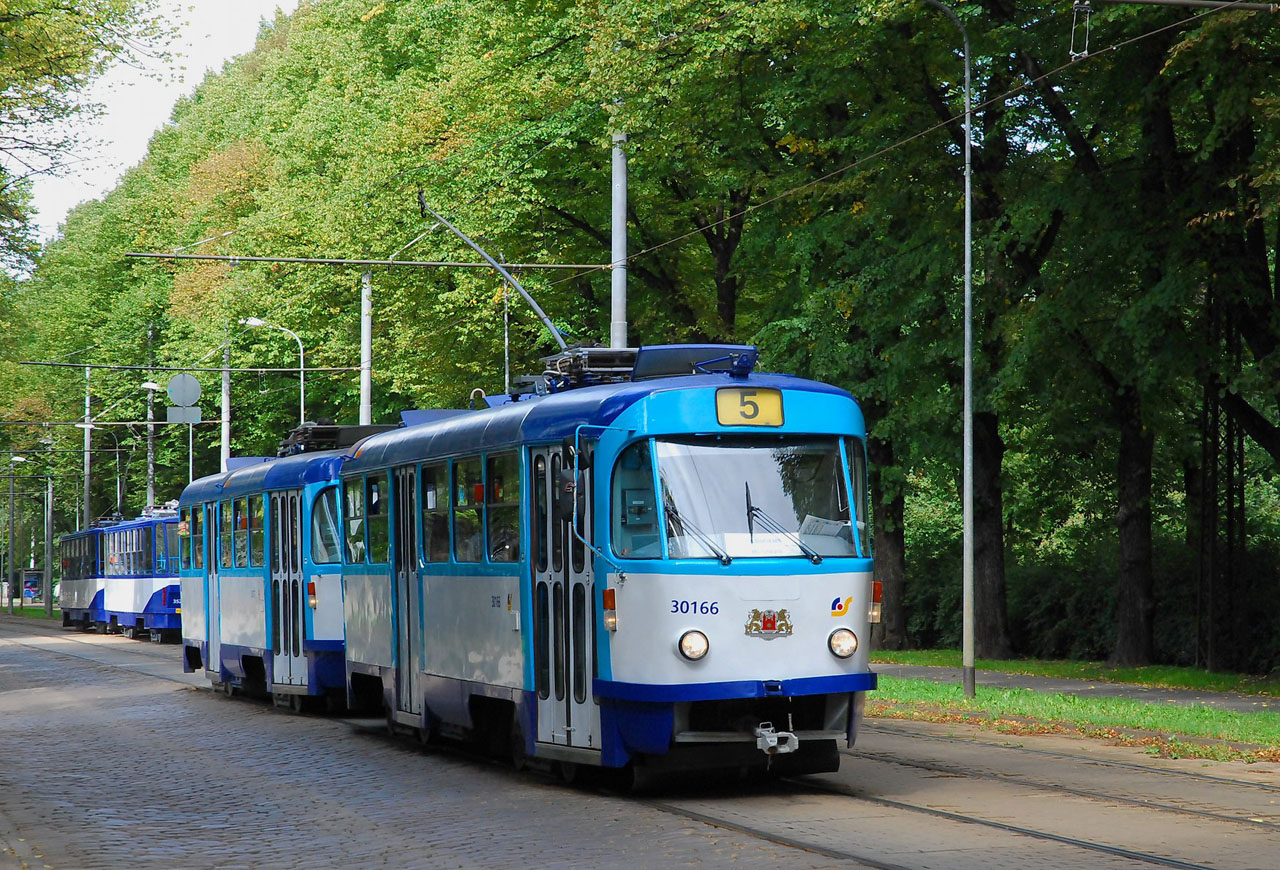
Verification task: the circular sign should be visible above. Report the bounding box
[167,373,201,407]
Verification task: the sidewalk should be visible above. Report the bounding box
[873,663,1279,715]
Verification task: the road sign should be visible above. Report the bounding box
[167,373,201,407]
[166,406,201,424]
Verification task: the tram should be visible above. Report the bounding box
[60,510,181,640]
[340,344,878,776]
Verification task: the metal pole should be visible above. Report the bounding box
[8,471,15,615]
[923,0,976,698]
[610,130,629,349]
[503,289,511,395]
[147,324,155,508]
[188,422,194,484]
[44,473,53,617]
[361,271,373,425]
[221,344,231,473]
[83,366,91,529]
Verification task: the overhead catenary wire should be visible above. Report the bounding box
[548,0,1268,289]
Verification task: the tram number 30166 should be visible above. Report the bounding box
[671,600,719,615]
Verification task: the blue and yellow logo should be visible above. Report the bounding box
[830,596,853,617]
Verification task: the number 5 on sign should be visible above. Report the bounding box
[716,388,783,426]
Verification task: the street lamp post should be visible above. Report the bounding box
[141,381,161,505]
[922,0,976,698]
[239,317,306,427]
[7,455,26,615]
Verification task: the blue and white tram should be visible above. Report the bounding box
[177,450,348,708]
[340,345,878,776]
[59,527,105,629]
[99,510,182,640]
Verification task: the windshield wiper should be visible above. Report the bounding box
[745,482,823,564]
[663,494,732,565]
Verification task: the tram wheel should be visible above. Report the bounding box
[122,626,135,640]
[289,694,305,714]
[557,761,580,784]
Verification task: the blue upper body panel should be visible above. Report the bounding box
[344,372,854,475]
[179,449,346,506]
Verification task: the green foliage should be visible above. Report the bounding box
[1,0,1277,672]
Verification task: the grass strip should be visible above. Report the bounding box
[870,675,1280,762]
[1,605,62,621]
[870,649,1280,696]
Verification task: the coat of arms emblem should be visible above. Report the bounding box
[745,608,793,639]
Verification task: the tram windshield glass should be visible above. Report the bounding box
[612,436,864,560]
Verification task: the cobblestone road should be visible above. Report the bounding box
[0,621,851,870]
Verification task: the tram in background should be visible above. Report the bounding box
[59,509,182,641]
[341,344,879,777]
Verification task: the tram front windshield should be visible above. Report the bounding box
[613,436,861,560]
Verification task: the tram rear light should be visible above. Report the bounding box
[602,588,617,631]
[868,580,882,624]
[307,581,317,610]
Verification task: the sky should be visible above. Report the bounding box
[30,1,301,241]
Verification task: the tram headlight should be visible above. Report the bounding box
[828,628,858,659]
[678,630,710,661]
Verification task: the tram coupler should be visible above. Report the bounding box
[753,722,798,755]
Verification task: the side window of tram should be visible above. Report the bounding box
[453,458,483,563]
[421,464,450,562]
[233,497,249,568]
[343,481,366,563]
[143,527,154,574]
[611,441,659,559]
[194,506,206,570]
[532,454,548,573]
[844,437,871,558]
[248,495,265,567]
[366,475,390,564]
[311,486,341,564]
[219,500,233,568]
[486,453,520,563]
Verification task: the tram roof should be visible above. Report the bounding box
[344,372,852,473]
[179,448,347,505]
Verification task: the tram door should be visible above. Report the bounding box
[392,467,421,716]
[532,447,600,752]
[270,491,305,687]
[206,502,221,676]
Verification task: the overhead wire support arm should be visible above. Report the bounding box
[123,252,603,270]
[417,192,568,351]
[1094,0,1277,9]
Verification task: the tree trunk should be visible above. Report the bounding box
[973,410,1013,658]
[868,436,907,650]
[1111,386,1155,665]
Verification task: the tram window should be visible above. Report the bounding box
[550,454,563,572]
[486,453,520,563]
[343,480,366,563]
[217,501,231,568]
[572,584,586,704]
[194,506,206,570]
[534,582,549,700]
[311,486,341,564]
[453,458,483,563]
[233,497,249,568]
[143,527,154,574]
[611,441,659,559]
[845,438,871,558]
[552,582,565,701]
[421,465,450,562]
[572,474,586,574]
[366,475,390,564]
[248,495,265,567]
[533,455,547,573]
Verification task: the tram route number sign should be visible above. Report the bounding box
[716,387,783,427]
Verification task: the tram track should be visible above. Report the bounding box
[839,746,1280,831]
[781,777,1221,870]
[864,722,1280,794]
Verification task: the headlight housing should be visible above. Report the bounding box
[678,630,710,661]
[828,627,858,658]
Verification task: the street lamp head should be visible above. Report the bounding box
[140,381,162,391]
[74,422,95,430]
[239,317,268,327]
[10,456,26,464]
